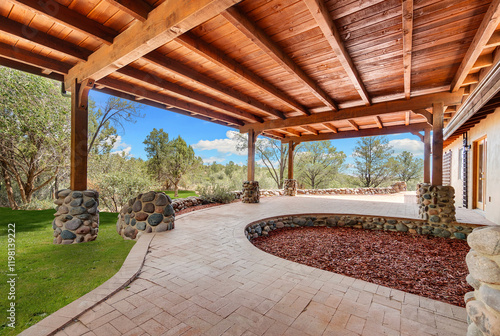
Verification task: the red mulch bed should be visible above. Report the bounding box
[252,226,471,307]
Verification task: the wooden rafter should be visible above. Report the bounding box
[375,116,384,129]
[472,53,494,71]
[299,125,319,135]
[222,6,338,111]
[240,90,464,134]
[402,0,413,99]
[65,0,241,88]
[117,66,264,123]
[284,123,431,143]
[103,0,153,22]
[462,73,480,86]
[176,33,310,115]
[7,0,117,44]
[303,0,370,105]
[0,42,71,74]
[323,123,338,133]
[263,130,286,139]
[0,56,64,81]
[348,119,359,131]
[405,111,411,125]
[281,128,301,137]
[450,0,500,92]
[144,52,286,120]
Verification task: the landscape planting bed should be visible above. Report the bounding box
[252,226,471,307]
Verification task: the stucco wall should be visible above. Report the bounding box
[445,107,500,224]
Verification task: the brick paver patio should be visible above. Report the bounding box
[26,195,483,336]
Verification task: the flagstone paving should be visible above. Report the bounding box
[25,195,488,336]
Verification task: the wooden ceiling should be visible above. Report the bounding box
[1,0,500,142]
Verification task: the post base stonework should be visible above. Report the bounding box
[242,181,260,203]
[284,179,297,196]
[417,183,456,224]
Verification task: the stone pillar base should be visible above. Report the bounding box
[417,183,456,224]
[53,189,99,244]
[465,227,500,336]
[116,191,175,241]
[242,181,260,203]
[284,179,297,196]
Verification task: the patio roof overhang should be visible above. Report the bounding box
[2,0,500,188]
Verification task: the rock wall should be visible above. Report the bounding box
[53,189,99,244]
[417,183,456,224]
[296,182,407,195]
[245,214,479,241]
[465,227,500,336]
[117,191,175,240]
[284,179,297,196]
[242,181,260,203]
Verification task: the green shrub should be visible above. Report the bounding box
[199,184,235,204]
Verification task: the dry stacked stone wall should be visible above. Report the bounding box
[284,179,297,196]
[245,214,478,241]
[242,181,260,203]
[417,183,456,224]
[465,226,500,336]
[53,189,99,244]
[117,191,175,240]
[296,182,407,196]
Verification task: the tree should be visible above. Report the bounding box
[164,136,199,197]
[144,128,170,188]
[389,151,424,183]
[296,141,346,189]
[0,67,70,208]
[352,136,394,187]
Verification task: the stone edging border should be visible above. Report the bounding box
[19,233,155,336]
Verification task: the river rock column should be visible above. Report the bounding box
[465,226,500,336]
[116,191,175,241]
[284,179,297,196]
[242,181,259,203]
[53,189,99,244]
[417,183,456,224]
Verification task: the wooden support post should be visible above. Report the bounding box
[432,102,444,185]
[70,78,93,190]
[247,129,257,181]
[288,141,295,179]
[424,128,431,183]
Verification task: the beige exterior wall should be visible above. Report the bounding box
[445,107,500,224]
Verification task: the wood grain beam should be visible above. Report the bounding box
[240,90,464,134]
[282,123,431,143]
[7,0,117,45]
[410,131,424,142]
[0,56,64,81]
[299,125,319,135]
[0,16,92,61]
[281,128,301,137]
[263,130,286,139]
[402,0,414,99]
[323,123,338,133]
[462,73,480,86]
[0,42,71,74]
[450,0,500,92]
[486,30,500,48]
[223,6,338,110]
[103,0,153,22]
[432,102,444,185]
[412,109,433,125]
[65,0,241,88]
[117,66,263,123]
[97,77,245,126]
[423,129,431,183]
[348,119,359,131]
[405,111,411,125]
[176,32,310,115]
[375,116,384,129]
[145,52,286,120]
[303,0,370,105]
[247,129,257,181]
[472,53,494,71]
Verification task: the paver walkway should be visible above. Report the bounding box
[34,195,478,335]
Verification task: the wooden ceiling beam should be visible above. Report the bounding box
[486,30,500,48]
[103,0,153,22]
[303,0,370,105]
[7,0,118,45]
[450,0,500,92]
[405,111,411,125]
[97,77,245,126]
[263,130,286,139]
[117,66,263,123]
[144,52,286,120]
[0,42,71,74]
[461,73,480,86]
[240,90,464,133]
[375,116,384,129]
[323,123,338,133]
[412,109,433,125]
[348,119,359,131]
[176,32,310,115]
[0,16,92,61]
[402,0,413,100]
[222,6,338,111]
[281,128,302,137]
[300,125,320,135]
[472,53,494,71]
[65,0,241,88]
[0,56,64,81]
[283,123,431,143]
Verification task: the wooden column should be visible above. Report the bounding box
[247,129,257,181]
[288,141,295,179]
[423,128,431,183]
[70,79,93,190]
[432,101,444,185]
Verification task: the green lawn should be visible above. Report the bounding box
[162,190,198,199]
[0,208,135,336]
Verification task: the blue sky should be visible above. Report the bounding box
[90,90,425,167]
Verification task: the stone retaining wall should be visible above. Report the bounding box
[465,226,500,336]
[417,183,456,224]
[244,213,480,241]
[53,189,99,244]
[296,182,407,196]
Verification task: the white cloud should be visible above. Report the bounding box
[110,135,132,156]
[201,155,230,164]
[192,130,247,155]
[389,138,424,156]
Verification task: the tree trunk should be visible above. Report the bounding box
[1,165,19,210]
[174,181,179,197]
[53,175,59,199]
